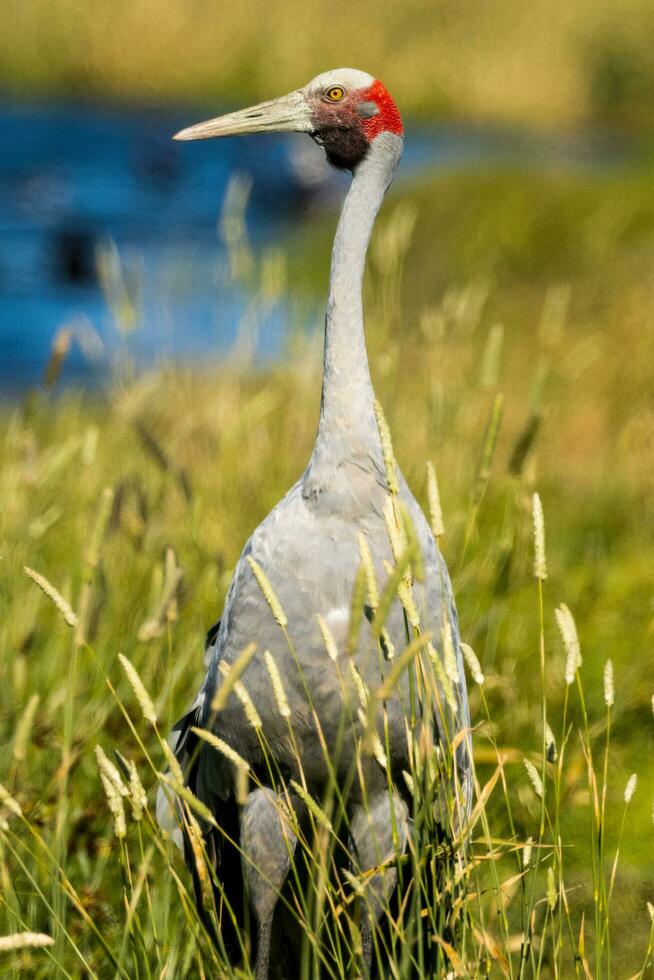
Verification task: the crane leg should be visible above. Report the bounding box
[350,792,409,977]
[254,917,273,980]
[240,787,299,980]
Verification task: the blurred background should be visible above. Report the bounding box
[1,1,653,975]
[2,0,654,388]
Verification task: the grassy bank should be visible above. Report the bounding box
[4,0,654,129]
[0,164,653,975]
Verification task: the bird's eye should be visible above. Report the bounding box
[325,86,345,102]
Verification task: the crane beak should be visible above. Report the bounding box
[173,90,312,141]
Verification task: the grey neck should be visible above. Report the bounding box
[306,133,403,482]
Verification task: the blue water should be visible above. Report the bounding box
[0,100,628,393]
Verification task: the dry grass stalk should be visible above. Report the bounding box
[0,783,22,818]
[12,694,40,763]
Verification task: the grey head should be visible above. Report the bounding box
[173,67,404,172]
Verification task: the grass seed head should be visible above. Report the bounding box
[342,868,366,898]
[94,746,128,797]
[442,620,459,685]
[161,740,184,784]
[234,680,262,729]
[24,566,77,628]
[350,663,369,710]
[383,496,407,563]
[118,653,157,725]
[532,492,547,581]
[523,837,533,867]
[290,780,332,832]
[547,866,557,910]
[158,773,217,829]
[211,642,257,712]
[247,557,288,628]
[235,766,249,805]
[218,662,262,727]
[127,760,147,820]
[604,659,615,707]
[0,932,54,951]
[523,758,543,798]
[263,650,291,718]
[186,813,211,901]
[347,564,367,655]
[380,627,396,662]
[374,400,399,495]
[0,783,22,818]
[317,614,339,662]
[359,714,387,769]
[556,604,581,684]
[95,747,127,838]
[137,554,183,642]
[402,770,415,797]
[190,727,250,774]
[624,773,637,804]
[426,460,445,538]
[358,533,379,610]
[398,578,420,628]
[545,722,557,762]
[427,642,458,716]
[461,642,484,685]
[399,504,424,582]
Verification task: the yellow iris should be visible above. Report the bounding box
[325,86,345,102]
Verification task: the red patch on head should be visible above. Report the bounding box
[358,80,403,139]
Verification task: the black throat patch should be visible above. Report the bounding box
[317,126,370,171]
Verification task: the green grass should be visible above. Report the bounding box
[0,163,653,976]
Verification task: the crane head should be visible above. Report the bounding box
[173,68,403,171]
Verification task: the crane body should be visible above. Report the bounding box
[159,68,470,978]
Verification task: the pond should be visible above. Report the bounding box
[0,100,627,394]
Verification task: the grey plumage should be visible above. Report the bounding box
[159,67,471,978]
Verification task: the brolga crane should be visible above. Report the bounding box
[158,68,471,979]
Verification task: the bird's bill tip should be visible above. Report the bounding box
[172,126,200,142]
[172,116,248,142]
